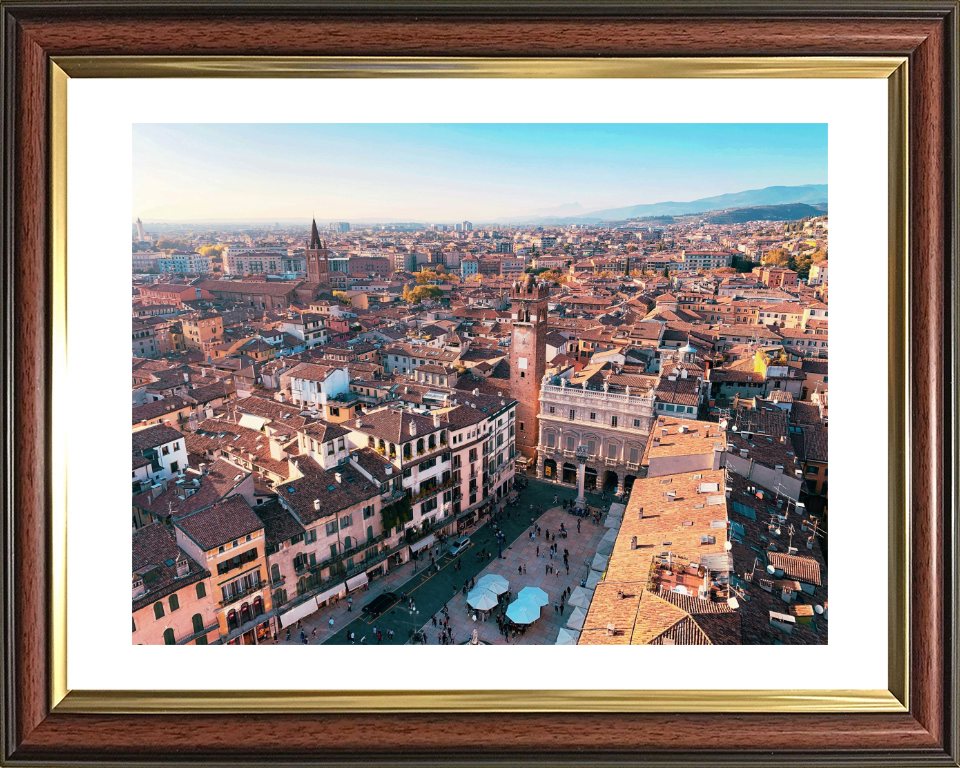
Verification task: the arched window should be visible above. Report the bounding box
[417,438,424,454]
[192,613,204,634]
[227,609,239,631]
[273,588,287,607]
[440,431,447,444]
[367,525,374,542]
[253,597,264,617]
[240,603,251,624]
[153,602,164,620]
[367,436,375,447]
[196,582,206,599]
[404,444,411,459]
[378,439,385,451]
[168,594,179,612]
[428,435,436,450]
[163,628,176,645]
[270,564,280,583]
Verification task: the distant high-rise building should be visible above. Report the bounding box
[330,221,351,233]
[305,218,329,285]
[136,217,145,242]
[462,220,473,231]
[455,223,463,232]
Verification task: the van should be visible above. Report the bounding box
[449,537,471,556]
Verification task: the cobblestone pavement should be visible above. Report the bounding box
[270,478,613,646]
[420,506,608,645]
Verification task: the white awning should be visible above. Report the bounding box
[410,535,436,553]
[346,572,369,591]
[315,583,346,605]
[278,596,318,628]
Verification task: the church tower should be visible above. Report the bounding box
[509,274,549,462]
[305,218,329,285]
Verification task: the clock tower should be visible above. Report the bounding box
[509,275,549,462]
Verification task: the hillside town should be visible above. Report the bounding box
[132,211,828,646]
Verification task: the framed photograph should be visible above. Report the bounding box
[2,1,958,765]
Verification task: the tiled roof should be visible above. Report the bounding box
[132,424,184,452]
[132,396,192,424]
[277,456,380,525]
[254,498,306,549]
[132,524,208,613]
[176,495,265,552]
[768,552,822,586]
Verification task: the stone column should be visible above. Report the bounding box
[575,445,589,506]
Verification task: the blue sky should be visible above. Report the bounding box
[133,123,827,222]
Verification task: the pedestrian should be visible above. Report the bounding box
[577,520,581,534]
[523,564,527,575]
[566,564,570,575]
[438,632,442,644]
[286,629,291,641]
[349,632,355,643]
[545,563,549,575]
[312,628,317,640]
[373,626,378,637]
[300,630,305,643]
[328,618,334,630]
[518,565,523,576]
[536,545,540,557]
[554,601,559,613]
[545,529,549,540]
[388,629,394,641]
[377,631,382,644]
[560,602,565,616]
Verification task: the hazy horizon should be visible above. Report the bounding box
[133,124,827,223]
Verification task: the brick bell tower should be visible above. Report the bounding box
[305,217,329,285]
[509,274,549,464]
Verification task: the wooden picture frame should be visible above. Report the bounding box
[1,1,957,764]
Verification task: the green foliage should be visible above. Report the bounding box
[198,245,226,259]
[761,248,791,268]
[332,290,352,305]
[155,237,194,252]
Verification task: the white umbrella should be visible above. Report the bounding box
[566,606,587,631]
[476,573,509,595]
[596,539,615,557]
[585,570,602,590]
[591,553,609,572]
[467,588,499,611]
[555,627,580,645]
[518,586,549,607]
[608,502,626,518]
[568,586,594,609]
[601,528,619,544]
[506,599,541,624]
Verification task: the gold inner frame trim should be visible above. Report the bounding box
[48,56,909,715]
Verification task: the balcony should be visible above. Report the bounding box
[381,488,408,503]
[218,582,264,608]
[412,478,455,504]
[605,457,619,466]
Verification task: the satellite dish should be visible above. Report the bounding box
[697,565,706,578]
[766,564,776,575]
[775,528,782,536]
[814,605,824,615]
[724,541,733,551]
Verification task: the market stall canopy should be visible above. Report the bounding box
[585,570,602,590]
[506,599,541,625]
[566,606,587,631]
[518,586,549,607]
[476,573,509,595]
[278,596,318,628]
[600,528,619,545]
[555,627,580,645]
[467,588,499,611]
[596,539,615,557]
[590,553,609,572]
[568,586,594,609]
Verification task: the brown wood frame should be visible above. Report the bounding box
[1,1,957,765]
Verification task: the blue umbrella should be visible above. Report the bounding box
[506,599,541,624]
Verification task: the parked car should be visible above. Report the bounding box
[449,537,471,556]
[361,592,397,617]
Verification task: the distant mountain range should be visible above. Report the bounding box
[500,184,828,225]
[138,184,827,227]
[701,203,827,225]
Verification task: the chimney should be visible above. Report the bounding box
[314,499,321,511]
[279,392,286,403]
[638,507,643,519]
[630,536,637,550]
[409,421,417,436]
[779,435,787,443]
[433,414,440,428]
[335,472,342,484]
[176,557,189,578]
[385,465,392,475]
[200,463,208,475]
[473,389,479,396]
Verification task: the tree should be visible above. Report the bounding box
[762,248,791,268]
[404,285,443,304]
[662,267,670,278]
[416,270,438,284]
[198,245,226,259]
[731,258,755,274]
[810,249,828,263]
[332,290,351,305]
[792,254,813,280]
[629,269,642,276]
[713,267,737,275]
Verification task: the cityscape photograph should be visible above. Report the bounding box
[131,124,829,647]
